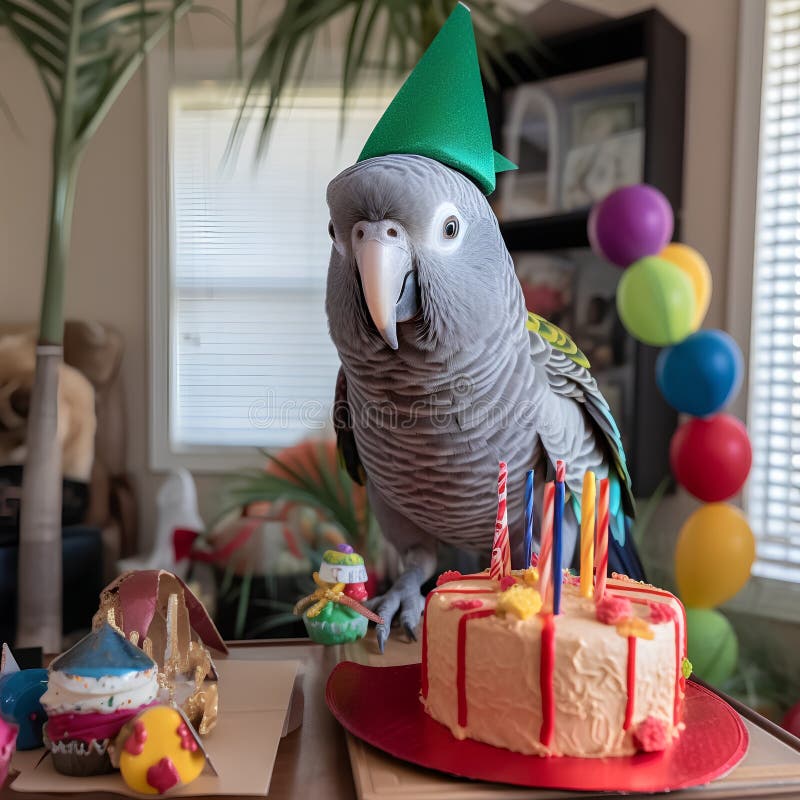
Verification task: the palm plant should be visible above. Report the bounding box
[0,0,534,651]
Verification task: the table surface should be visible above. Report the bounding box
[4,634,800,800]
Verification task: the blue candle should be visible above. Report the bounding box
[553,460,566,614]
[524,470,534,568]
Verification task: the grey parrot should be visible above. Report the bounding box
[325,153,643,652]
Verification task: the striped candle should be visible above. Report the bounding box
[580,471,596,598]
[553,461,566,614]
[595,478,610,602]
[489,461,511,580]
[538,482,555,609]
[524,470,534,568]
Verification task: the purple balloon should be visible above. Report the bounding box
[589,184,674,268]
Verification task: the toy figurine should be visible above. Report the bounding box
[293,545,383,645]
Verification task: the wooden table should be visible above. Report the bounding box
[4,635,800,799]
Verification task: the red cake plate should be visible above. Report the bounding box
[326,662,749,793]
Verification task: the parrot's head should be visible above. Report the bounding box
[325,154,513,356]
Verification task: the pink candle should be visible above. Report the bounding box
[595,478,610,602]
[489,462,511,580]
[538,482,555,609]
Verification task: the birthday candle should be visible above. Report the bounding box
[489,461,511,580]
[538,482,555,609]
[524,470,534,568]
[595,478,610,602]
[553,461,566,615]
[580,471,596,598]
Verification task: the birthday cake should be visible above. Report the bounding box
[421,465,688,759]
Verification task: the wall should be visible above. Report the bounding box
[0,1,742,556]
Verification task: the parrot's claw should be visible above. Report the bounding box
[367,570,425,654]
[376,623,389,654]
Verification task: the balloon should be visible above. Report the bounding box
[656,330,744,417]
[616,257,696,346]
[685,608,738,686]
[660,243,712,329]
[670,414,752,501]
[589,184,674,267]
[675,504,755,607]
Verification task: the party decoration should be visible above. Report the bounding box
[357,3,516,194]
[656,330,744,417]
[616,257,695,346]
[293,545,384,645]
[0,643,47,750]
[552,461,566,614]
[538,482,555,607]
[685,608,738,686]
[117,706,207,795]
[675,504,755,608]
[490,461,511,580]
[0,716,15,786]
[524,470,534,568]
[594,478,610,602]
[579,471,595,598]
[588,184,674,267]
[659,243,712,329]
[670,414,752,502]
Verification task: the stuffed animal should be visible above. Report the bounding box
[0,332,96,481]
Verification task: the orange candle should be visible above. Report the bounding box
[580,472,596,598]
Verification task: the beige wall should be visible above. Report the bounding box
[0,1,742,555]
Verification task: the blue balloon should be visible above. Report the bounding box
[656,330,743,417]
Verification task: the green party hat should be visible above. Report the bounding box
[357,2,516,195]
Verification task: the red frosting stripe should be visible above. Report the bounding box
[456,609,496,727]
[624,636,637,730]
[46,704,157,744]
[539,614,556,747]
[421,593,433,700]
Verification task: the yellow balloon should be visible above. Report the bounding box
[660,243,712,330]
[675,504,755,608]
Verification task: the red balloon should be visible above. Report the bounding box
[670,414,752,502]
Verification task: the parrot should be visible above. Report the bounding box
[325,152,644,653]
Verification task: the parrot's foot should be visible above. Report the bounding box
[365,568,425,654]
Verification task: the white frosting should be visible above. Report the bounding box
[422,576,685,757]
[41,668,159,714]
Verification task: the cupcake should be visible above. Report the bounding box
[294,545,382,645]
[0,717,17,786]
[41,623,159,776]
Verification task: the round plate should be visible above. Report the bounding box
[326,662,748,793]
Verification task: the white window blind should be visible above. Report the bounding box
[169,86,392,450]
[749,0,800,582]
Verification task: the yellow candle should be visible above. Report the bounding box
[580,471,596,598]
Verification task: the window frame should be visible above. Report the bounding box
[725,0,800,622]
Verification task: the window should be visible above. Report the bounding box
[748,0,800,585]
[150,77,393,468]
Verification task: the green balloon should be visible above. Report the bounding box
[685,608,738,686]
[616,256,696,346]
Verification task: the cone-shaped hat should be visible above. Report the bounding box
[357,2,516,194]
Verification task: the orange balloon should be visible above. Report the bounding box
[674,504,755,608]
[660,243,712,330]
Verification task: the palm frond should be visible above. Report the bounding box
[237,0,540,155]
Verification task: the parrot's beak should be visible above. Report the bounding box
[353,221,418,350]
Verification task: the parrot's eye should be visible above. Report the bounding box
[443,216,460,239]
[328,220,336,241]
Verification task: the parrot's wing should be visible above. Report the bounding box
[333,367,366,486]
[526,311,634,519]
